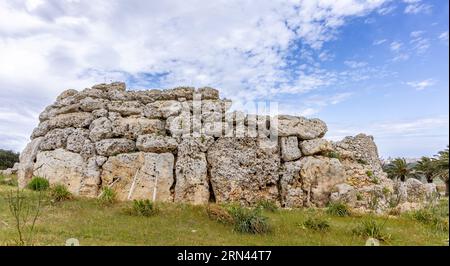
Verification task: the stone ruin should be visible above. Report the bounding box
[11,82,437,213]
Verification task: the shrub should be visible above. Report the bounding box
[357,159,368,165]
[98,187,116,205]
[303,216,330,231]
[0,174,18,186]
[206,204,234,224]
[412,208,449,232]
[227,205,271,234]
[326,202,350,217]
[131,199,158,217]
[356,193,363,201]
[256,199,278,212]
[27,177,49,191]
[366,170,373,178]
[50,184,72,202]
[325,151,341,160]
[352,218,390,241]
[372,176,381,184]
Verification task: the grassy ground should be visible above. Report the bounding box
[0,176,448,246]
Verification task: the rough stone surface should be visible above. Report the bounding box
[280,137,302,162]
[277,115,327,140]
[207,137,280,205]
[299,156,346,207]
[300,138,332,156]
[136,134,178,153]
[101,152,174,201]
[33,149,99,196]
[175,137,213,204]
[16,82,435,212]
[95,139,136,156]
[279,160,303,208]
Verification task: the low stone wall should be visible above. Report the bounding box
[15,82,435,212]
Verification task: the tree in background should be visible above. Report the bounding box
[434,146,449,196]
[414,156,437,183]
[384,158,417,182]
[0,149,20,170]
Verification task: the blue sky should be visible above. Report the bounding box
[0,0,448,158]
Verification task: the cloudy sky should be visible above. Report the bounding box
[0,0,448,157]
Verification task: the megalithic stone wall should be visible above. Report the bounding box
[15,82,437,213]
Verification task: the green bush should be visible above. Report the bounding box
[27,177,49,191]
[325,151,341,160]
[256,199,278,212]
[50,184,72,202]
[303,216,330,231]
[227,205,271,234]
[98,187,116,205]
[366,170,373,177]
[131,199,158,217]
[412,208,449,232]
[326,202,350,217]
[352,218,390,241]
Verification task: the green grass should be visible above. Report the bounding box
[0,184,448,246]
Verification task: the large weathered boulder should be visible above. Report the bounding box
[207,137,280,205]
[33,149,100,196]
[136,134,178,153]
[17,137,44,188]
[95,139,136,156]
[111,117,165,139]
[174,137,214,204]
[276,115,327,140]
[280,136,302,161]
[39,128,74,151]
[333,134,384,177]
[299,156,346,207]
[100,152,174,201]
[300,138,332,156]
[279,160,303,208]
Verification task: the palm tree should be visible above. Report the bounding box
[384,158,416,182]
[434,146,449,196]
[414,156,437,183]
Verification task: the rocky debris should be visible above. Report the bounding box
[207,137,280,205]
[15,82,436,213]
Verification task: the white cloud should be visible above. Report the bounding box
[405,79,435,90]
[390,41,403,51]
[403,0,432,14]
[0,0,393,151]
[373,39,387,45]
[377,5,396,15]
[326,116,449,157]
[344,60,368,68]
[439,31,449,44]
